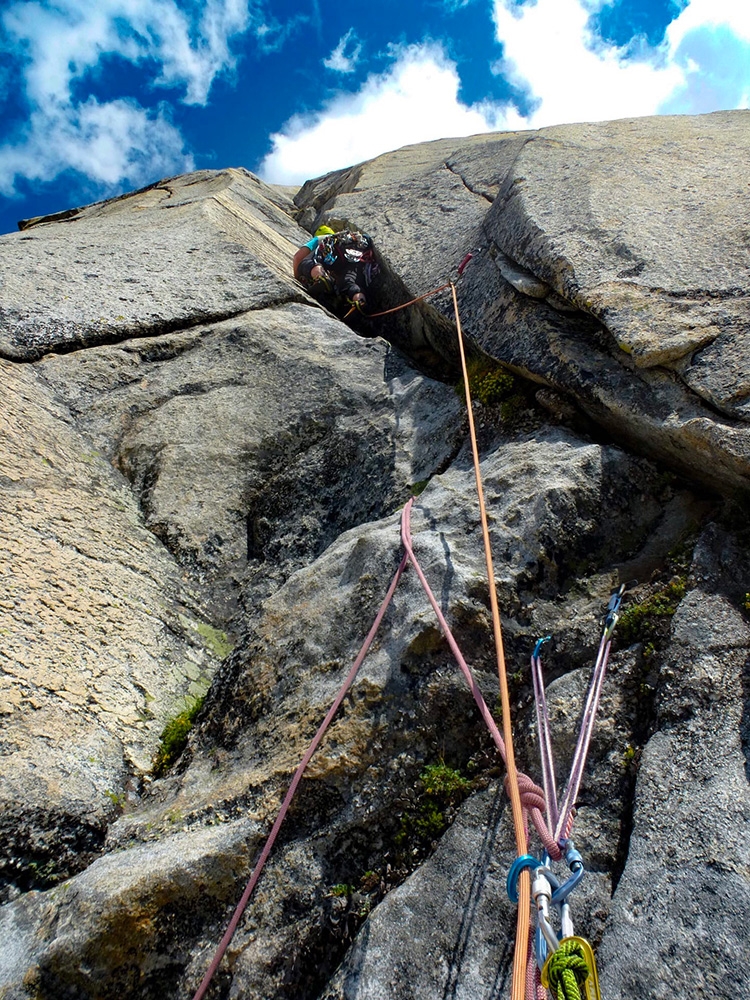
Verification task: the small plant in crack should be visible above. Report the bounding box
[152,695,205,776]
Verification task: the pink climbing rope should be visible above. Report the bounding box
[191,539,410,1000]
[552,631,613,843]
[399,502,562,861]
[530,643,559,833]
[191,498,563,999]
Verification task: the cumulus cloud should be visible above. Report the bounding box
[323,28,362,73]
[0,100,193,198]
[260,0,750,188]
[490,0,684,128]
[259,42,514,184]
[490,0,750,128]
[662,0,750,113]
[0,0,253,195]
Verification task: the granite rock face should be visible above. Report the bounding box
[1,112,750,1000]
[0,356,221,896]
[300,111,750,495]
[0,168,464,907]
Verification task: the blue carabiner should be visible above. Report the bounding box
[535,924,550,970]
[506,854,540,904]
[550,844,585,905]
[532,635,552,659]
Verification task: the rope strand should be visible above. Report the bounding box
[450,280,530,1000]
[191,542,411,1000]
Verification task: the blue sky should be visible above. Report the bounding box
[0,0,748,235]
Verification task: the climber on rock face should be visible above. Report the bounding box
[292,224,335,291]
[293,225,379,312]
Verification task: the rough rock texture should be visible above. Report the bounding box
[300,111,750,496]
[0,429,680,999]
[598,525,750,998]
[0,356,222,896]
[2,111,750,1000]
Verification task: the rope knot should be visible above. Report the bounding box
[546,940,590,1000]
[510,771,546,812]
[505,771,563,861]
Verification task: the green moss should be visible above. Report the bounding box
[329,883,355,897]
[617,577,687,646]
[104,789,126,809]
[359,870,379,891]
[395,762,472,854]
[500,394,525,422]
[420,762,471,802]
[409,478,430,497]
[27,859,62,886]
[194,621,234,660]
[456,360,516,408]
[152,695,205,776]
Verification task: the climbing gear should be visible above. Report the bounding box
[507,855,542,904]
[542,936,601,1000]
[450,276,532,1000]
[550,584,625,843]
[347,250,476,320]
[528,841,584,974]
[193,270,589,1000]
[314,224,335,237]
[313,231,377,272]
[524,583,627,990]
[192,494,563,1000]
[191,533,412,1000]
[312,272,334,294]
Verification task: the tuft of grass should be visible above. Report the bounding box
[152,695,205,776]
[395,762,472,854]
[329,883,355,898]
[420,762,471,802]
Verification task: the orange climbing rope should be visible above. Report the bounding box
[342,280,452,320]
[450,281,531,1000]
[340,252,474,319]
[192,258,542,1000]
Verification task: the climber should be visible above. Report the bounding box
[292,224,335,290]
[293,226,379,312]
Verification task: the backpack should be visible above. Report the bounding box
[313,231,379,285]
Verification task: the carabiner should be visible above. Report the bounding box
[551,842,585,905]
[506,854,541,904]
[533,635,552,659]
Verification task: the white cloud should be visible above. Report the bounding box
[259,42,515,184]
[661,0,750,113]
[323,28,362,74]
[491,0,684,128]
[490,0,750,128]
[260,0,750,190]
[0,100,193,198]
[0,0,252,194]
[666,0,750,46]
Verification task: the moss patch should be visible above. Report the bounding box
[617,577,687,647]
[152,695,205,776]
[395,762,472,857]
[456,359,517,408]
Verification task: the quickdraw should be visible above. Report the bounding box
[510,583,627,995]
